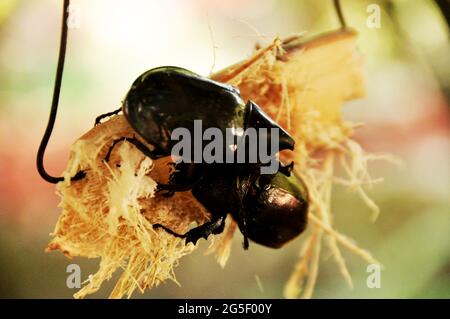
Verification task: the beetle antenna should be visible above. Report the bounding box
[333,0,347,29]
[36,0,70,184]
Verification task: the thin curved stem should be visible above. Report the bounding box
[36,0,70,183]
[334,0,347,29]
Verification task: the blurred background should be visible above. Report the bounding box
[0,0,449,298]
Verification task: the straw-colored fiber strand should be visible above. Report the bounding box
[283,226,319,298]
[310,155,353,289]
[308,213,380,265]
[206,217,238,268]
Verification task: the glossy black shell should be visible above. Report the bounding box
[240,172,309,248]
[123,66,246,154]
[192,168,309,248]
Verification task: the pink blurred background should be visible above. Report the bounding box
[0,0,448,298]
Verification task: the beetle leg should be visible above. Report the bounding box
[104,136,164,162]
[279,160,294,176]
[156,163,205,197]
[184,215,226,245]
[155,183,193,198]
[236,204,250,250]
[152,223,185,239]
[153,215,226,245]
[156,183,194,197]
[235,172,260,250]
[94,107,122,126]
[234,204,250,249]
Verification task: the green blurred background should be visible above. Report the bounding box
[0,0,449,298]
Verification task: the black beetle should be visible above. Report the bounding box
[37,0,309,250]
[99,66,309,249]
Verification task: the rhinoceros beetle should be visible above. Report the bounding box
[37,0,309,249]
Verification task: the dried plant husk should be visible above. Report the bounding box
[48,29,385,299]
[47,116,210,299]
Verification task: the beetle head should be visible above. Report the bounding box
[244,100,295,152]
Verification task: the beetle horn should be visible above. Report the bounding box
[244,100,295,151]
